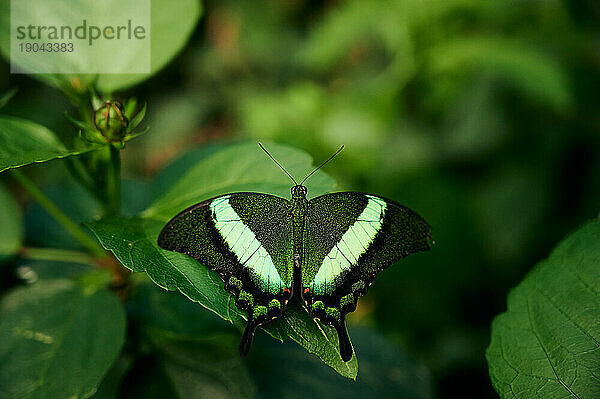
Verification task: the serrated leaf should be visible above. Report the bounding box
[87,216,358,378]
[0,279,126,399]
[0,183,23,260]
[486,218,600,398]
[0,116,99,173]
[143,142,336,221]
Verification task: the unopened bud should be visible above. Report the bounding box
[94,100,129,142]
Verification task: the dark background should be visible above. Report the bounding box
[2,0,600,397]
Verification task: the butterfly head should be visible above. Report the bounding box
[291,185,308,198]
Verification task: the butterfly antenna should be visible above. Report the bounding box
[258,143,298,185]
[300,145,344,185]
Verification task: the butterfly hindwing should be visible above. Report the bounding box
[302,192,431,360]
[157,193,294,355]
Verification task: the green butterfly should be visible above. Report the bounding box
[157,144,432,361]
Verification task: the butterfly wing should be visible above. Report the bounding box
[302,192,432,361]
[157,193,293,356]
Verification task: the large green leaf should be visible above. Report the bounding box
[0,279,126,398]
[120,340,256,399]
[143,142,335,221]
[0,116,98,173]
[0,0,201,93]
[0,183,23,260]
[487,218,600,398]
[95,0,202,92]
[129,278,235,338]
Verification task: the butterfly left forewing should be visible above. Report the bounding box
[157,192,294,356]
[303,192,432,360]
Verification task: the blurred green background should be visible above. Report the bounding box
[1,0,599,397]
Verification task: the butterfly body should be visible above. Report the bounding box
[158,147,431,362]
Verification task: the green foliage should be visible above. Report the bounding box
[0,279,126,398]
[0,0,202,93]
[144,142,335,220]
[122,281,431,398]
[0,116,98,173]
[120,341,257,399]
[94,0,202,92]
[487,218,600,398]
[0,0,597,396]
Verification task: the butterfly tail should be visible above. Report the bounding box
[334,321,353,362]
[239,320,258,358]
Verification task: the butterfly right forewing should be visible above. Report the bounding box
[301,192,432,361]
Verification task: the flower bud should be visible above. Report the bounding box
[94,100,129,142]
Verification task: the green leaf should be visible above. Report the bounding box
[90,356,132,399]
[87,216,358,378]
[0,116,99,173]
[486,218,600,398]
[0,0,201,93]
[150,144,227,201]
[123,127,150,143]
[125,283,255,398]
[95,0,202,92]
[125,103,147,134]
[120,340,256,399]
[130,279,235,338]
[143,142,336,220]
[0,183,23,260]
[0,279,126,398]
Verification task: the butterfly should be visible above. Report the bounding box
[157,144,432,361]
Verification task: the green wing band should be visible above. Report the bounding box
[311,195,386,294]
[210,196,285,294]
[158,192,294,358]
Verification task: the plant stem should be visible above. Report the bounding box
[64,157,104,202]
[11,169,106,257]
[21,247,97,266]
[106,145,121,216]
